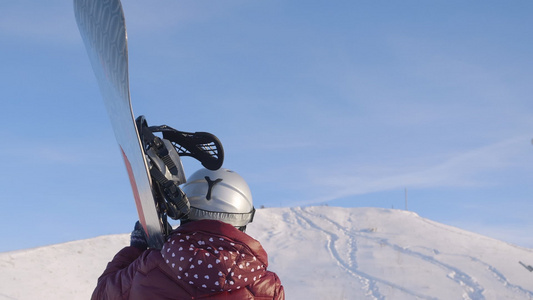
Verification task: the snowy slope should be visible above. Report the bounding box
[1,207,532,300]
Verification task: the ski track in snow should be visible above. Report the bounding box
[0,293,17,300]
[418,217,533,299]
[293,207,533,300]
[450,253,533,299]
[289,207,384,299]
[292,207,438,300]
[294,207,482,299]
[380,238,485,300]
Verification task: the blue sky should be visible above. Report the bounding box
[1,1,532,252]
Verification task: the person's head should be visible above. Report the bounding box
[180,168,255,231]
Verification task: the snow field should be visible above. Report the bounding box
[1,207,533,300]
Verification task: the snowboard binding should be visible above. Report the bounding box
[136,116,224,236]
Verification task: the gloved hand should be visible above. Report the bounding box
[130,221,148,250]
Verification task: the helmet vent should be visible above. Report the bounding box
[205,176,223,200]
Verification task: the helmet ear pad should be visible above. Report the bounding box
[181,168,255,227]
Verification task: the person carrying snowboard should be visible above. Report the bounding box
[91,168,285,300]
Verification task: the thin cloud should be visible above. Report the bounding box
[294,135,531,206]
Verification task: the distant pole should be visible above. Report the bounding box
[405,188,408,211]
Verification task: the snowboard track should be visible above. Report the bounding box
[419,214,533,299]
[290,207,527,299]
[297,206,533,299]
[292,207,440,300]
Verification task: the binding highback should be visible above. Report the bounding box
[136,116,224,235]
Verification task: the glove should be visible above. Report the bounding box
[130,221,148,250]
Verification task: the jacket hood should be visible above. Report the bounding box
[161,220,268,293]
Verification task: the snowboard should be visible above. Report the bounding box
[74,0,165,248]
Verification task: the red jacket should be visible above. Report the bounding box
[92,220,284,300]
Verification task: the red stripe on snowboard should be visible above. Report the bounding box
[120,146,149,237]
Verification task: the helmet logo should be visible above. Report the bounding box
[205,176,223,200]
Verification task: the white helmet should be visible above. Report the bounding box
[181,168,255,228]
